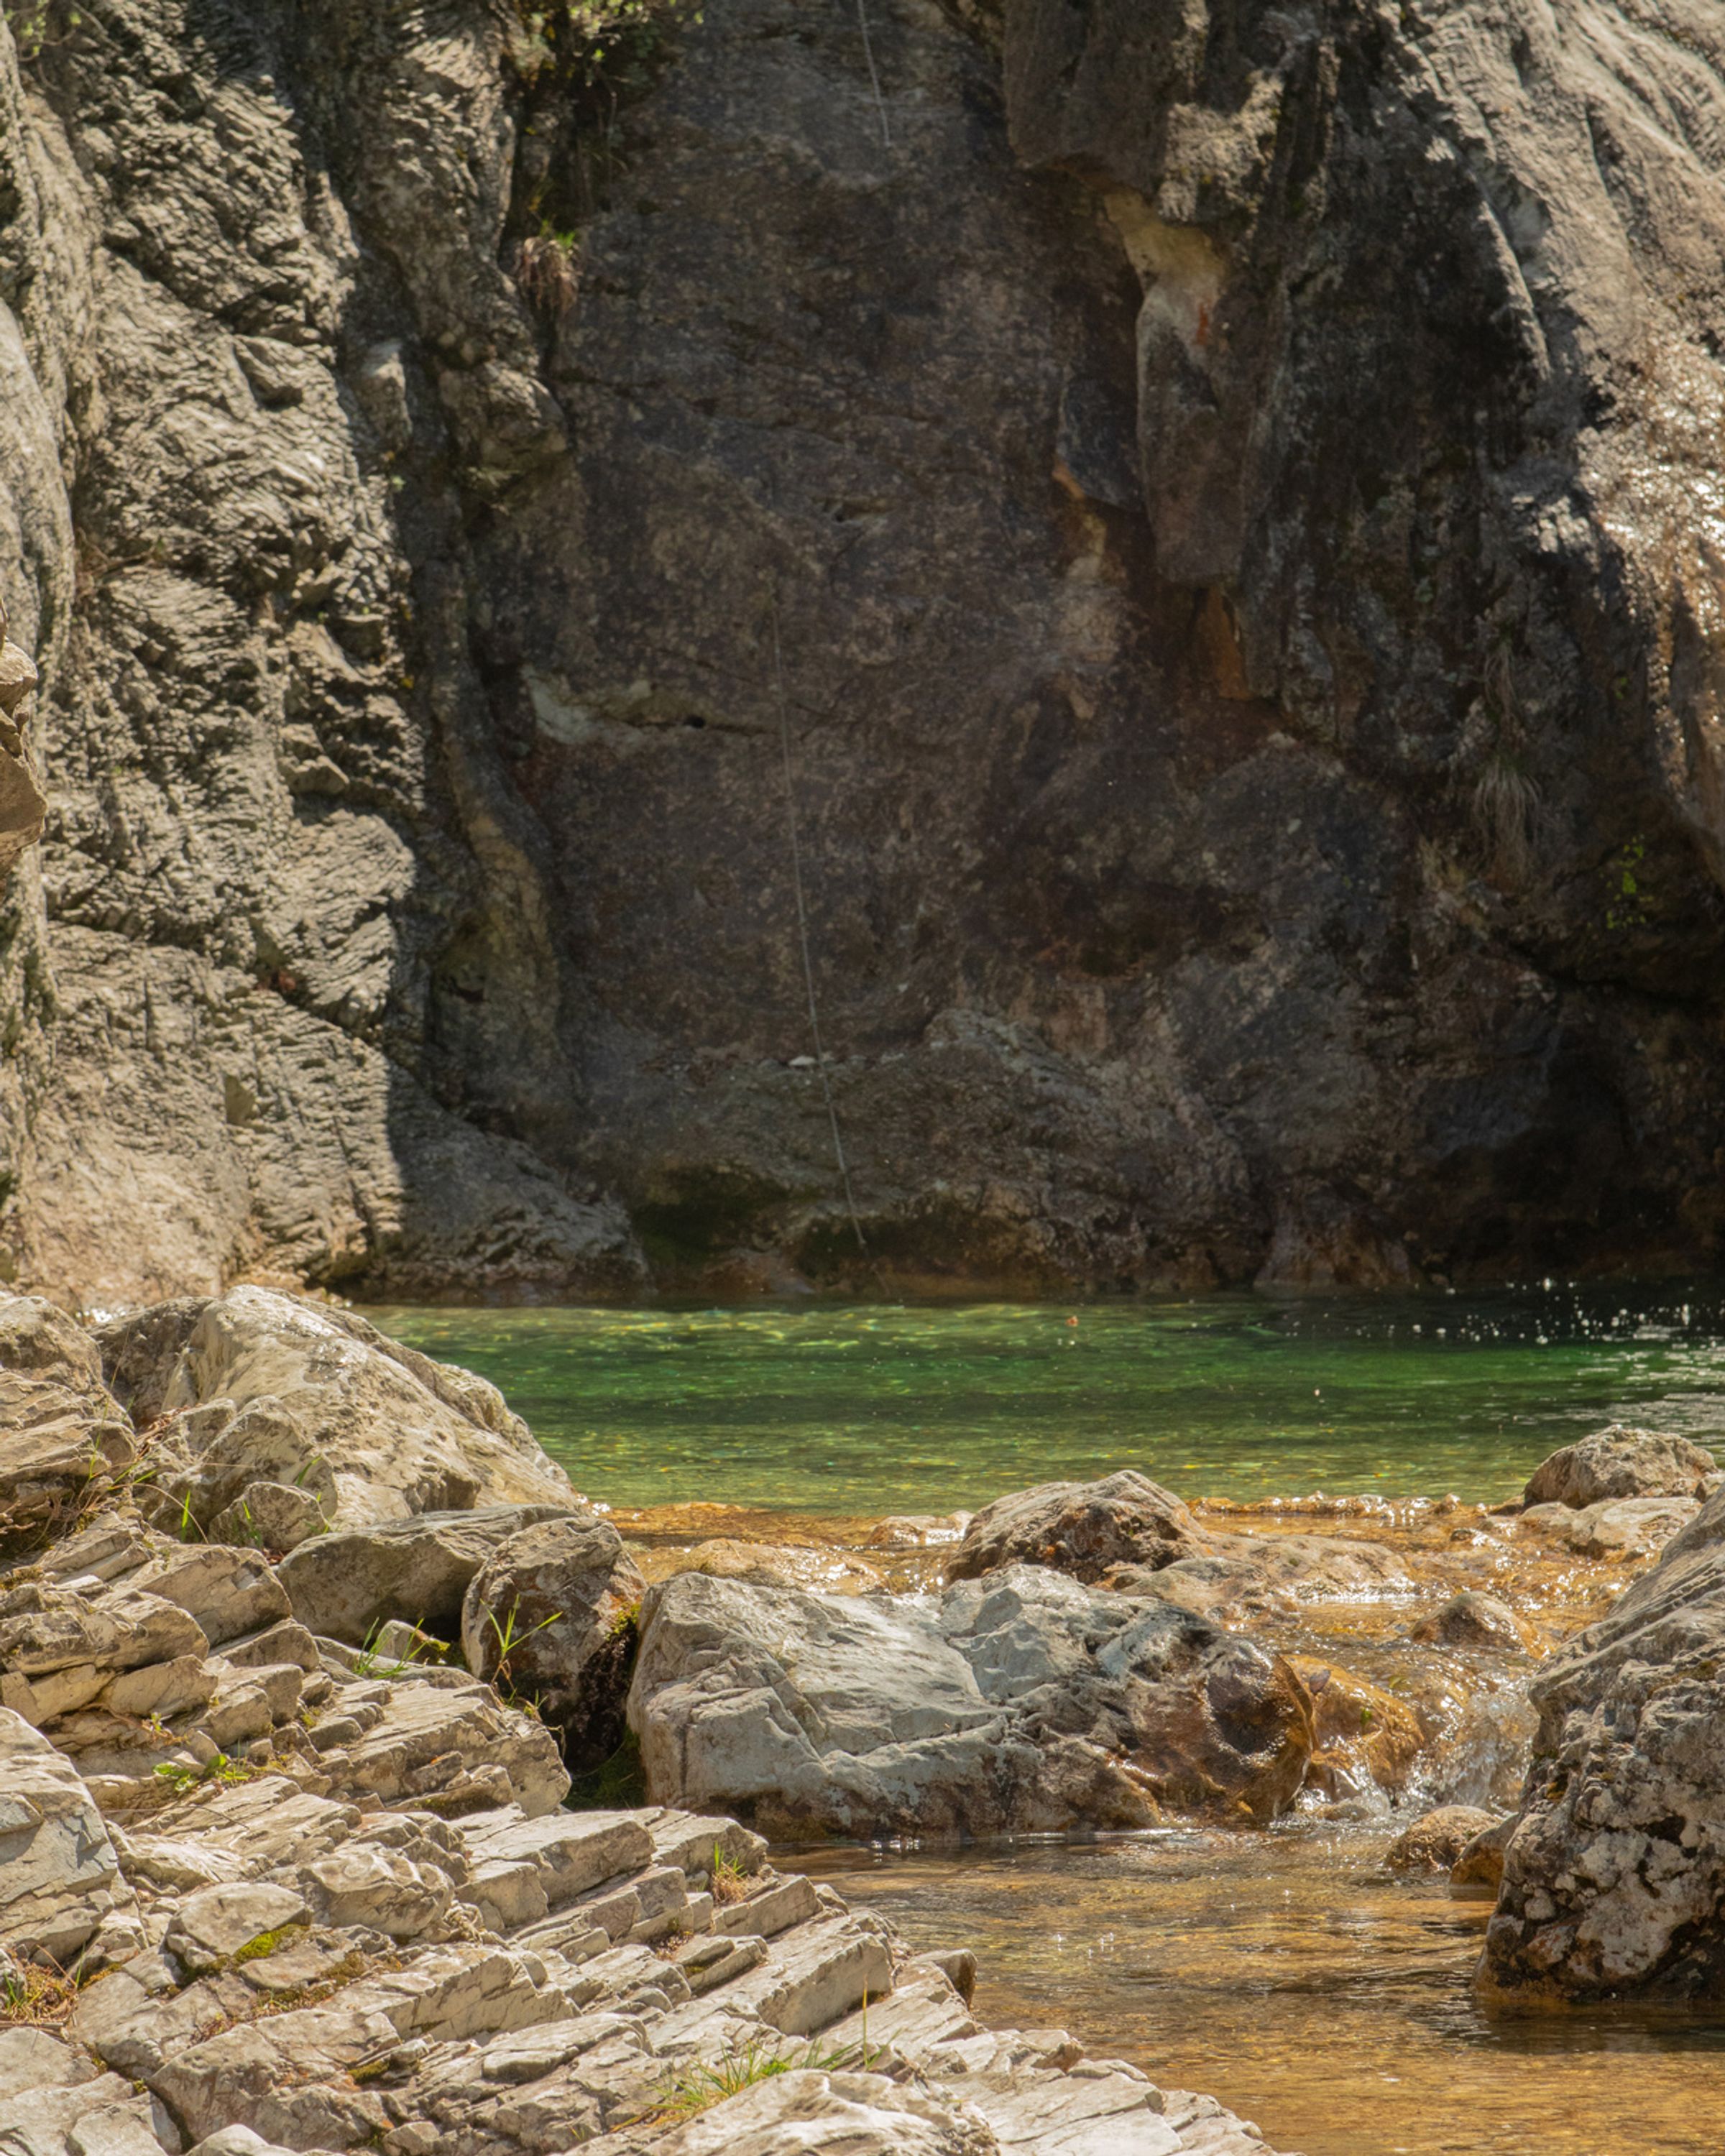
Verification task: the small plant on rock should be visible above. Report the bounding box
[482,1595,561,1699]
[638,2035,861,2124]
[709,1847,750,1905]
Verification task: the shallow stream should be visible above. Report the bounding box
[371,1285,1725,2153]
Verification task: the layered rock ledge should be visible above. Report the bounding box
[0,1288,1291,2156]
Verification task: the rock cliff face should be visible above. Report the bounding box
[1,0,1724,1298]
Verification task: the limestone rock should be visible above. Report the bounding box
[278,1504,576,1644]
[310,1671,571,1817]
[947,1472,1207,1585]
[1384,1807,1497,1876]
[1517,1496,1697,1561]
[1481,1483,1725,1999]
[583,2066,998,2155]
[1522,1427,1716,1510]
[155,1289,580,1530]
[629,1565,1312,1835]
[0,1708,135,1960]
[461,1515,645,1769]
[165,1883,308,1974]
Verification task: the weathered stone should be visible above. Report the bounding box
[157,1291,581,1529]
[461,1514,645,1769]
[1522,1427,1716,1510]
[134,1547,293,1649]
[1517,1496,1698,1561]
[207,1482,330,1554]
[279,1505,576,1645]
[1481,1482,1725,2000]
[0,1709,135,1959]
[630,1565,1312,1835]
[165,1883,309,1973]
[948,1472,1206,1585]
[313,1674,570,1816]
[1450,1815,1516,1899]
[577,2067,994,2154]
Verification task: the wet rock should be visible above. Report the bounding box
[278,1504,576,1645]
[1384,1806,1496,1876]
[1123,1533,1412,1625]
[1289,1657,1425,1797]
[1410,1592,1537,1652]
[629,1564,1312,1836]
[152,1288,581,1531]
[461,1515,645,1770]
[1522,1427,1715,1510]
[1481,1480,1725,2001]
[638,1539,888,1597]
[947,1471,1208,1585]
[1450,1814,1515,1898]
[1517,1496,1697,1560]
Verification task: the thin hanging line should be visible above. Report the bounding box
[770,594,871,1264]
[855,0,891,149]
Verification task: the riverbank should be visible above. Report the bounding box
[6,1284,1724,2156]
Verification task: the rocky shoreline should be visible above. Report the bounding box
[4,1289,1723,2156]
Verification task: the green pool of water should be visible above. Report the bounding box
[367,1284,1725,1515]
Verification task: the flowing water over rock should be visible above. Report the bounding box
[367,1288,1725,2152]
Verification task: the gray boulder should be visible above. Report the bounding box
[0,1708,137,1961]
[1521,1425,1715,1509]
[144,1288,579,1531]
[461,1515,646,1770]
[947,1470,1208,1585]
[1481,1481,1725,2001]
[277,1504,576,1645]
[628,1564,1312,1837]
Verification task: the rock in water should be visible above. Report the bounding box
[1410,1592,1537,1653]
[627,1564,1312,1835]
[1521,1427,1716,1509]
[947,1470,1208,1583]
[461,1515,646,1771]
[1385,1807,1498,1876]
[1481,1481,1725,2001]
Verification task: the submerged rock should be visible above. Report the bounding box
[947,1470,1208,1585]
[628,1563,1313,1835]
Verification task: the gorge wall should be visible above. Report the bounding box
[1,0,1724,1303]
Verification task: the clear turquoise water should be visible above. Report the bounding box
[369,1283,1725,1514]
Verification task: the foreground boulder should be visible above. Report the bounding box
[0,1709,136,1960]
[1481,1481,1725,2002]
[137,1288,580,1531]
[947,1470,1208,1584]
[461,1514,646,1770]
[628,1565,1314,1835]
